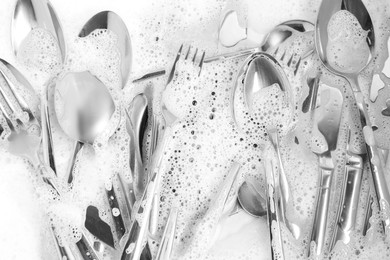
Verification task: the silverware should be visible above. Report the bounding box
[121,44,205,260]
[54,71,115,184]
[309,85,343,257]
[316,0,390,232]
[126,94,149,200]
[156,208,179,260]
[12,0,66,61]
[0,59,98,260]
[237,180,267,217]
[79,11,131,88]
[264,155,285,260]
[330,128,364,250]
[54,71,126,242]
[132,20,314,83]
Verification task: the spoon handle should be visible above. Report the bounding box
[66,141,84,184]
[352,82,390,232]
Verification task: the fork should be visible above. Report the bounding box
[0,60,100,260]
[121,44,205,260]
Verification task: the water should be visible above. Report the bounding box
[0,0,390,259]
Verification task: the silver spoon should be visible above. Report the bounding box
[12,0,65,61]
[79,11,131,88]
[54,71,115,183]
[316,0,390,232]
[233,20,313,224]
[12,0,66,174]
[237,180,267,217]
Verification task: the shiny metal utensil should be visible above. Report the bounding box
[330,127,364,251]
[54,71,126,242]
[12,0,64,173]
[121,45,205,260]
[316,0,390,232]
[302,74,320,113]
[13,0,65,61]
[79,11,131,88]
[126,93,149,200]
[54,71,115,184]
[232,52,301,240]
[264,155,285,260]
[309,85,343,257]
[0,59,100,260]
[234,20,314,223]
[156,208,179,260]
[133,20,314,83]
[237,180,267,217]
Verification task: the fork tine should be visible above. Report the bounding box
[198,51,206,76]
[0,104,15,132]
[185,46,191,60]
[192,48,198,63]
[156,208,178,260]
[166,44,184,85]
[294,57,302,76]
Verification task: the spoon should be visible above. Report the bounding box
[12,0,66,61]
[237,180,267,217]
[233,20,313,229]
[79,11,131,88]
[316,0,390,232]
[12,0,66,174]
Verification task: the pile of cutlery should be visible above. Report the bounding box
[1,0,390,260]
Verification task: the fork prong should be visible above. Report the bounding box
[192,48,198,63]
[0,65,34,120]
[0,104,15,132]
[185,46,191,60]
[166,44,184,85]
[198,51,206,76]
[294,57,302,76]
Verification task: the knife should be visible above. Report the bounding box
[309,85,343,257]
[329,127,364,250]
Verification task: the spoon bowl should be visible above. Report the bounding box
[315,0,374,78]
[13,0,66,61]
[237,180,267,217]
[79,11,132,88]
[54,71,115,144]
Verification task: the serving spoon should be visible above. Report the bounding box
[79,11,131,88]
[316,0,390,232]
[234,20,313,225]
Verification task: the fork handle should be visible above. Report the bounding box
[310,167,333,257]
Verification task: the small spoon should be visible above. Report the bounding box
[79,11,131,88]
[12,0,66,61]
[316,0,390,232]
[237,180,267,217]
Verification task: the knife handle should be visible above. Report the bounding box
[76,233,101,260]
[309,167,333,257]
[330,153,363,250]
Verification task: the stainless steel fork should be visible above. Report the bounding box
[121,44,205,260]
[0,60,100,260]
